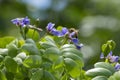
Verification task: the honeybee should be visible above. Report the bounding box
[69,28,78,38]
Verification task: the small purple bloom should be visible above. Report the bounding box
[115,63,120,70]
[51,28,61,36]
[71,38,79,45]
[61,27,68,35]
[75,43,83,50]
[22,16,30,25]
[11,16,30,27]
[70,38,83,49]
[104,51,119,63]
[109,56,119,63]
[106,51,113,58]
[50,27,68,37]
[100,53,104,59]
[46,22,55,31]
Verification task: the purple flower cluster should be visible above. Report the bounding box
[100,51,120,71]
[46,22,83,49]
[100,51,119,63]
[46,22,68,37]
[11,16,30,27]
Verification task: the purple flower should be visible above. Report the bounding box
[11,16,30,27]
[115,63,120,70]
[100,53,104,59]
[61,27,68,35]
[106,51,113,58]
[109,56,119,63]
[106,51,119,63]
[46,22,55,31]
[51,28,61,36]
[70,38,83,49]
[101,51,119,63]
[49,26,68,37]
[75,43,83,50]
[22,17,30,25]
[71,38,79,45]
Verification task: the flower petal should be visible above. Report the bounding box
[46,22,55,31]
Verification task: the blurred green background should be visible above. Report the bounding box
[0,0,120,69]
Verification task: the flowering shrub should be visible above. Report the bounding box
[0,16,120,80]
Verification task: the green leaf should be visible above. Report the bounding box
[6,40,19,57]
[25,39,36,44]
[94,62,115,74]
[0,48,8,56]
[108,70,120,80]
[26,29,40,41]
[41,70,55,80]
[56,26,63,30]
[39,36,57,48]
[14,72,25,80]
[0,55,4,62]
[16,52,27,60]
[85,68,112,78]
[5,72,14,80]
[60,44,75,49]
[107,40,116,50]
[43,47,60,61]
[64,58,80,78]
[102,44,111,56]
[63,52,84,67]
[40,42,57,48]
[101,40,116,56]
[13,57,23,65]
[0,70,7,80]
[61,48,83,57]
[30,69,43,80]
[53,56,64,70]
[92,76,108,80]
[21,43,39,55]
[4,56,18,73]
[108,76,116,80]
[0,36,15,48]
[60,73,68,80]
[23,55,42,68]
[21,39,39,55]
[18,40,25,48]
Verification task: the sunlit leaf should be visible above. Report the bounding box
[23,55,42,68]
[0,48,8,56]
[6,40,19,57]
[26,29,40,41]
[41,70,55,80]
[63,52,84,67]
[0,70,7,80]
[43,47,60,61]
[64,58,80,78]
[0,36,15,48]
[4,56,18,73]
[108,70,120,80]
[30,69,43,80]
[94,62,115,74]
[86,68,112,78]
[53,56,64,70]
[92,76,108,80]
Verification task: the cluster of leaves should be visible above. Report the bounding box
[0,17,86,80]
[0,35,85,80]
[85,40,120,80]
